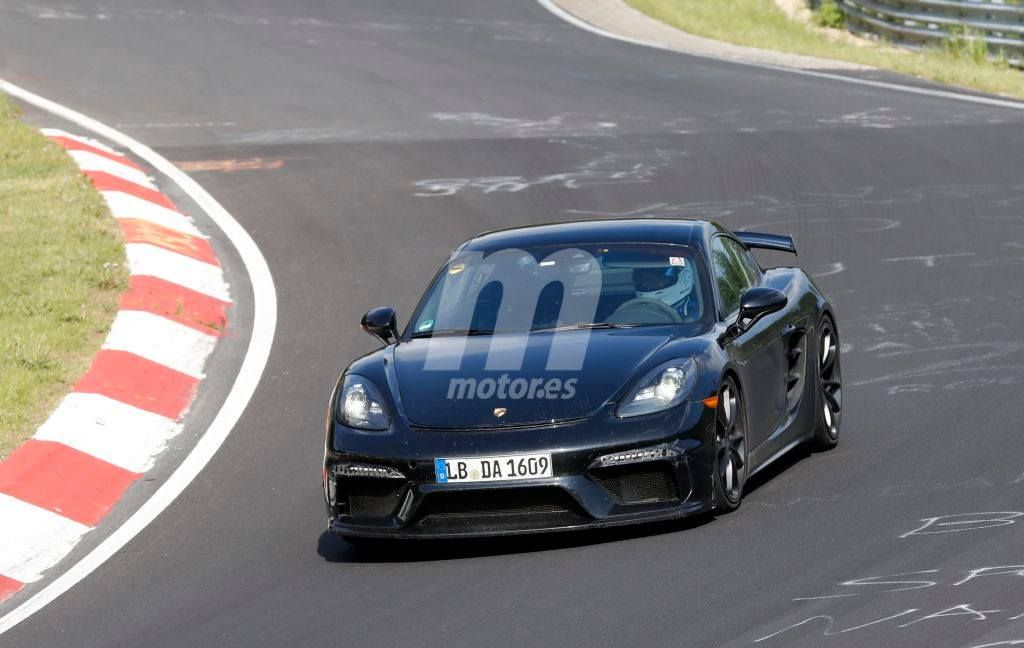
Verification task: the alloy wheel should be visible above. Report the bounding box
[819,320,842,439]
[716,382,745,504]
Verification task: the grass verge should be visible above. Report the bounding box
[626,0,1024,100]
[0,93,127,459]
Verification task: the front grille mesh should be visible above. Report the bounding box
[416,488,576,522]
[591,463,677,505]
[346,479,406,518]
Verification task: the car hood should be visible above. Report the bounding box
[393,329,672,428]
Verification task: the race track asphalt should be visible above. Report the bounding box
[2,2,1024,646]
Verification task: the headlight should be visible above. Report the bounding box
[616,358,698,418]
[337,374,391,430]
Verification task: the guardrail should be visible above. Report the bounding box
[827,0,1024,67]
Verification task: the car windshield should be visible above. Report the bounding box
[408,243,713,337]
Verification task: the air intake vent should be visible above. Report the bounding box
[346,479,407,518]
[416,488,578,521]
[591,463,677,505]
[785,330,808,412]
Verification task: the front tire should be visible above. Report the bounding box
[811,315,842,451]
[713,377,747,513]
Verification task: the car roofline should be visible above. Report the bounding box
[453,217,716,254]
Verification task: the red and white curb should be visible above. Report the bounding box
[0,129,231,604]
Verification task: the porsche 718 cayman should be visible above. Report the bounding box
[323,219,842,539]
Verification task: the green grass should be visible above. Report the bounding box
[815,0,845,29]
[626,0,1024,99]
[0,94,127,459]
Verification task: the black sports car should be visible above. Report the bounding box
[323,219,842,539]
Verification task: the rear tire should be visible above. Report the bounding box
[713,377,747,513]
[811,315,842,451]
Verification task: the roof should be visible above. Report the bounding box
[460,218,724,253]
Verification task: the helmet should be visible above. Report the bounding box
[633,265,694,309]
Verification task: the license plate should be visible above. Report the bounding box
[434,453,552,484]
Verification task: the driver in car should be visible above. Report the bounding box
[632,263,698,320]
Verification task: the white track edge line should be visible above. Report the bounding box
[0,79,277,635]
[534,0,1024,112]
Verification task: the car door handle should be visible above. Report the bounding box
[780,324,799,338]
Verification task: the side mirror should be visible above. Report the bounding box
[361,306,399,345]
[719,288,787,345]
[738,287,787,325]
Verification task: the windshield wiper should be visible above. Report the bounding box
[531,322,640,334]
[410,327,494,339]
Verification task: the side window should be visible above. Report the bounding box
[726,239,761,286]
[710,237,751,317]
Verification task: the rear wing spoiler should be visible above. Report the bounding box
[735,231,797,256]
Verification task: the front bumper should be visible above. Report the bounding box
[324,400,717,539]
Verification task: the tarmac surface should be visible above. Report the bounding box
[3,2,1024,646]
